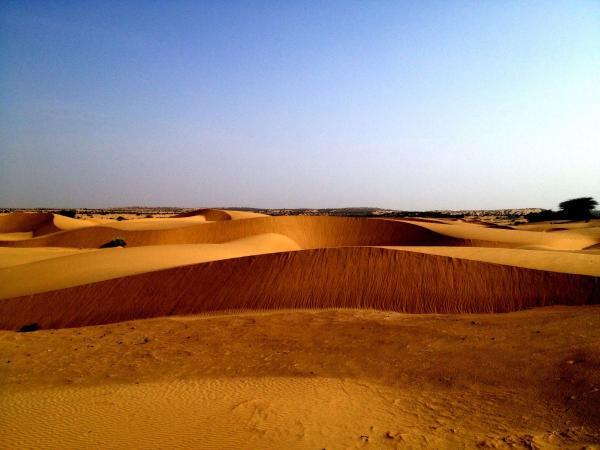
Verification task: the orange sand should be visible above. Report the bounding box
[1,210,599,448]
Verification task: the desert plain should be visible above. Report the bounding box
[0,209,599,449]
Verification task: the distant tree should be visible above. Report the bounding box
[56,209,77,218]
[559,197,598,220]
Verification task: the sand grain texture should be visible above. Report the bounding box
[1,308,599,449]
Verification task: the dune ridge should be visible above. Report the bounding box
[0,208,267,240]
[0,233,301,299]
[0,216,466,249]
[385,246,600,276]
[1,246,597,329]
[397,220,597,250]
[0,212,55,233]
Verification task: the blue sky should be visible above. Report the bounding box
[1,1,598,209]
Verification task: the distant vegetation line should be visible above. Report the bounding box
[1,196,597,221]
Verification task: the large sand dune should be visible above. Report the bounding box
[1,212,599,330]
[398,219,598,250]
[0,246,598,329]
[0,215,465,248]
[0,208,267,239]
[0,233,301,299]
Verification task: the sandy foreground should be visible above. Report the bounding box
[1,308,599,449]
[0,210,599,449]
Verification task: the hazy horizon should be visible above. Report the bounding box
[1,1,599,210]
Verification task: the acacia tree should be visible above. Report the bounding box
[558,197,598,220]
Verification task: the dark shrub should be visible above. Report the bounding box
[115,216,126,221]
[56,209,77,218]
[18,323,40,332]
[524,209,560,223]
[100,238,127,248]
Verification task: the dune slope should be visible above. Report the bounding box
[1,246,597,329]
[385,246,600,276]
[399,220,598,250]
[0,216,465,249]
[0,233,301,299]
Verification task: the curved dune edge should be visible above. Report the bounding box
[173,208,268,220]
[0,212,54,233]
[2,214,597,250]
[0,212,95,237]
[0,232,34,241]
[0,209,267,239]
[385,246,600,276]
[1,246,597,329]
[0,233,301,299]
[0,212,60,237]
[3,242,600,299]
[397,220,598,250]
[0,216,465,249]
[0,247,100,269]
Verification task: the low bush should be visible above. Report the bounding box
[56,209,77,218]
[18,323,40,332]
[100,238,127,248]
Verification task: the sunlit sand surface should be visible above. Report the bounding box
[1,210,598,448]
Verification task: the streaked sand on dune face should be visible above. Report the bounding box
[1,246,598,329]
[0,211,598,327]
[1,210,599,448]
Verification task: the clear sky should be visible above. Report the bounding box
[1,1,598,210]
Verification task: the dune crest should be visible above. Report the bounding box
[1,246,597,329]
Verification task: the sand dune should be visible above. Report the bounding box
[0,247,99,269]
[514,219,600,232]
[399,219,597,250]
[0,231,34,241]
[0,212,54,233]
[0,208,268,240]
[386,246,600,276]
[0,216,465,248]
[174,208,268,220]
[0,233,300,299]
[1,212,598,330]
[0,212,95,237]
[3,214,596,251]
[1,246,597,329]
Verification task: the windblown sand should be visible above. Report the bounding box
[0,210,599,448]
